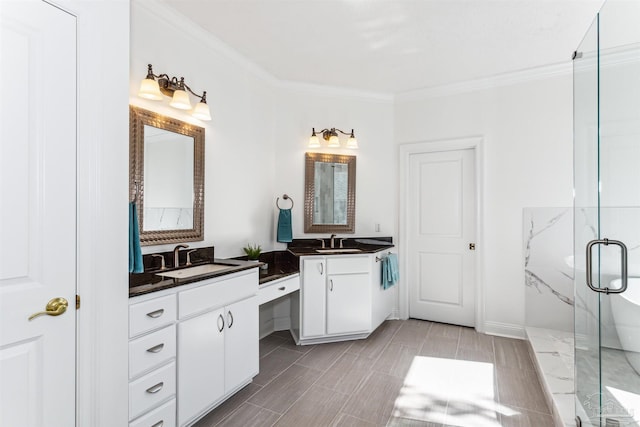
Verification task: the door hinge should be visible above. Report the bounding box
[76,295,80,310]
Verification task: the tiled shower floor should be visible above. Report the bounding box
[527,327,640,427]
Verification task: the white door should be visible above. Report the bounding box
[326,273,370,335]
[224,296,258,394]
[0,2,77,426]
[408,149,476,326]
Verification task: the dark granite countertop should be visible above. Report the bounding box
[286,237,394,257]
[129,239,392,298]
[130,248,302,298]
[129,258,263,298]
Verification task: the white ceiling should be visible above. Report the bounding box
[160,0,604,93]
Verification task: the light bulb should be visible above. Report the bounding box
[138,78,163,101]
[308,135,320,148]
[192,101,211,121]
[328,135,340,147]
[170,89,192,110]
[346,135,358,149]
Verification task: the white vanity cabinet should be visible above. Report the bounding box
[129,268,259,427]
[177,270,258,426]
[297,253,392,344]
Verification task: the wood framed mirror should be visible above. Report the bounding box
[304,152,356,234]
[130,106,205,245]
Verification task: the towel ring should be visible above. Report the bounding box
[276,194,294,210]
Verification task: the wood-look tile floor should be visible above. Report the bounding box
[193,319,553,427]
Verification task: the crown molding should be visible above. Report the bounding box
[133,0,279,86]
[395,61,573,102]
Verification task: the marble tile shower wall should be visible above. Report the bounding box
[523,208,574,332]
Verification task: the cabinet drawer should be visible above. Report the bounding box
[129,361,176,421]
[129,325,176,380]
[179,270,257,319]
[327,256,369,274]
[130,295,177,338]
[129,398,175,427]
[257,275,300,305]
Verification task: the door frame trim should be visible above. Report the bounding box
[398,136,485,332]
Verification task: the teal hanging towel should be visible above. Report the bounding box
[129,202,144,273]
[381,253,399,290]
[276,194,294,243]
[277,208,293,243]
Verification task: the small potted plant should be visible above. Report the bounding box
[243,243,262,262]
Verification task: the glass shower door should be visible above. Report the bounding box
[574,1,640,425]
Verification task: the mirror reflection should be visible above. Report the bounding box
[304,152,356,234]
[130,106,205,246]
[143,125,194,231]
[314,161,348,225]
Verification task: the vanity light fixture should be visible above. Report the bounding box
[309,128,358,149]
[138,64,212,121]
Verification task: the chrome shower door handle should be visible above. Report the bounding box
[586,238,628,294]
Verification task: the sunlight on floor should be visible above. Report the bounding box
[605,386,640,424]
[392,356,520,426]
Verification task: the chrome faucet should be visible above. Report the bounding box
[173,244,189,267]
[329,234,337,249]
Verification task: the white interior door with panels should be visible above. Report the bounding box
[0,2,77,426]
[407,148,477,327]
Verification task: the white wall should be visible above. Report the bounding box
[131,1,278,258]
[395,74,574,336]
[131,2,398,258]
[272,86,396,247]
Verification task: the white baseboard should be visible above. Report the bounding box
[484,320,525,339]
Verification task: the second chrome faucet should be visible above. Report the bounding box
[173,244,189,267]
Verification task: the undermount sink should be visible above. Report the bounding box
[156,263,234,279]
[315,248,362,254]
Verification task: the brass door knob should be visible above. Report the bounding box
[28,297,69,321]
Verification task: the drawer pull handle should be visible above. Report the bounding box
[227,310,234,328]
[278,287,286,291]
[217,313,225,332]
[146,309,164,318]
[151,421,164,427]
[146,343,165,354]
[329,279,334,291]
[146,382,164,394]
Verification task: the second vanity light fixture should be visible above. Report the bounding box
[138,64,212,121]
[308,128,358,149]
